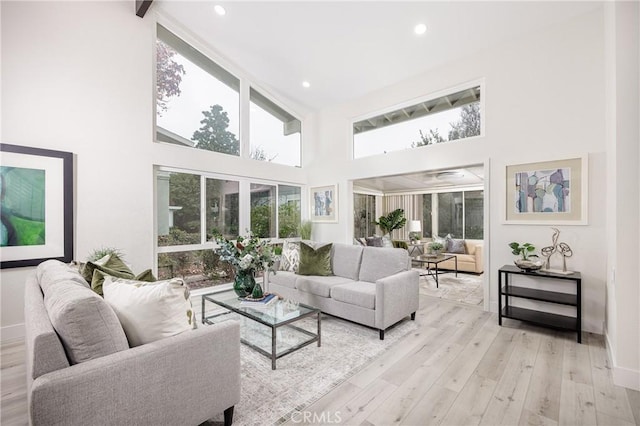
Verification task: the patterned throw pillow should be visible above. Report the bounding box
[280,240,301,272]
[353,237,367,246]
[447,238,467,254]
[432,234,451,246]
[365,236,383,247]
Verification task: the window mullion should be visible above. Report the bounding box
[275,185,280,238]
[240,80,251,159]
[239,180,251,236]
[432,194,438,237]
[201,175,207,244]
[462,191,466,239]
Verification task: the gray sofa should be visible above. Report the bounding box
[267,243,419,339]
[25,260,241,426]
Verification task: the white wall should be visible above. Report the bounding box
[604,1,640,391]
[0,1,307,338]
[310,8,608,335]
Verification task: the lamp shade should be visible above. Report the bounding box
[408,220,422,233]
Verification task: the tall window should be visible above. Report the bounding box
[250,88,301,167]
[157,168,301,289]
[353,85,481,159]
[206,178,239,240]
[156,25,302,166]
[464,191,483,239]
[156,25,240,154]
[422,190,483,239]
[354,193,376,238]
[157,171,202,246]
[250,183,276,238]
[438,192,464,238]
[422,195,432,238]
[278,185,301,238]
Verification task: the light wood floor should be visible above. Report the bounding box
[2,294,638,426]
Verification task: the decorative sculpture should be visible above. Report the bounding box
[541,228,560,269]
[541,227,573,273]
[558,242,573,272]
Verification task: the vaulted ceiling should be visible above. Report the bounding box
[156,1,601,113]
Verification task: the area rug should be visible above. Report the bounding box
[417,270,484,306]
[205,313,417,426]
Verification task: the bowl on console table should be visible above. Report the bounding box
[514,258,544,272]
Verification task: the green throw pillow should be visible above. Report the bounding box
[91,268,156,296]
[82,253,134,283]
[297,242,333,276]
[135,269,157,283]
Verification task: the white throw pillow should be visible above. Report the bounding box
[103,276,195,347]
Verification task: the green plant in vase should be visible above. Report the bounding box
[375,209,407,247]
[213,233,274,298]
[429,242,444,255]
[508,241,542,271]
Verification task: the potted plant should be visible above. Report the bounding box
[299,220,313,240]
[508,241,543,271]
[375,208,407,248]
[429,241,444,255]
[409,232,421,244]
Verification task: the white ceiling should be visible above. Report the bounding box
[156,1,601,113]
[354,165,485,193]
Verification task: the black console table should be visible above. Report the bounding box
[498,265,582,343]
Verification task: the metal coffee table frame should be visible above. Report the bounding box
[202,293,321,370]
[412,254,458,288]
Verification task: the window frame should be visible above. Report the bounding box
[249,86,302,167]
[155,167,303,290]
[353,192,378,239]
[350,79,485,160]
[155,166,303,258]
[153,22,303,167]
[421,187,484,240]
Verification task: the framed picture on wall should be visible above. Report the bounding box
[504,155,588,225]
[310,184,338,223]
[0,144,74,268]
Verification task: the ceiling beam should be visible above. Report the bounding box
[135,0,153,18]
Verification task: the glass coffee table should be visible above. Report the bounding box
[412,254,458,288]
[202,292,321,370]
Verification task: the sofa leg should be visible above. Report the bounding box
[411,312,416,320]
[224,406,234,426]
[379,330,385,340]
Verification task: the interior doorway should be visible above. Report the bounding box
[351,163,488,310]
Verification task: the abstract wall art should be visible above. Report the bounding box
[0,144,74,268]
[310,184,338,223]
[505,156,588,225]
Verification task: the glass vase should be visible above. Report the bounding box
[233,270,256,298]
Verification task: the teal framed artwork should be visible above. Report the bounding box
[0,144,74,268]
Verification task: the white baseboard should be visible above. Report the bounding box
[1,323,25,343]
[605,328,640,391]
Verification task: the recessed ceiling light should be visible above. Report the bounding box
[414,23,427,35]
[214,5,226,16]
[302,81,311,88]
